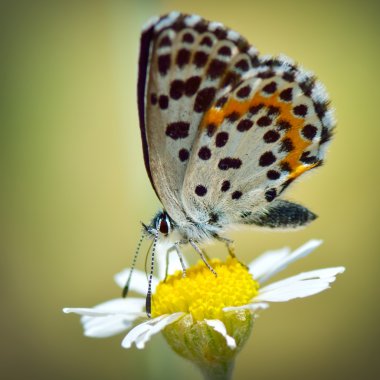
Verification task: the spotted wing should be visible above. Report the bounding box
[181,55,334,228]
[138,12,262,224]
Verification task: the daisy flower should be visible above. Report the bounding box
[64,240,344,379]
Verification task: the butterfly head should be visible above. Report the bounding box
[143,210,175,240]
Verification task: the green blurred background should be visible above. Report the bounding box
[1,0,379,379]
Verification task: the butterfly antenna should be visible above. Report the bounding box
[122,233,144,298]
[146,231,158,318]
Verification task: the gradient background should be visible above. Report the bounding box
[1,0,379,379]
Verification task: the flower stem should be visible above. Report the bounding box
[198,360,235,380]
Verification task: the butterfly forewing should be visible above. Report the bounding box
[138,12,262,224]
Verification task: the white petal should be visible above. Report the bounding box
[121,316,163,349]
[134,312,184,349]
[114,268,159,294]
[63,297,145,317]
[260,267,345,293]
[248,247,290,279]
[63,298,145,338]
[122,313,184,349]
[205,319,236,349]
[254,240,323,283]
[256,267,345,302]
[223,302,269,312]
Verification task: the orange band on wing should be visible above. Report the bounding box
[202,90,316,177]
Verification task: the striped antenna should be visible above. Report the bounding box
[146,231,158,318]
[122,233,144,298]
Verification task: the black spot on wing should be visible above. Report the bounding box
[259,151,276,166]
[159,95,169,109]
[194,87,216,112]
[185,76,201,96]
[221,180,230,192]
[178,148,189,162]
[218,157,242,170]
[237,119,253,132]
[207,59,227,79]
[166,122,190,140]
[265,188,277,202]
[176,49,191,68]
[170,80,185,100]
[215,132,229,147]
[302,124,318,140]
[195,185,207,196]
[158,54,171,76]
[198,146,212,160]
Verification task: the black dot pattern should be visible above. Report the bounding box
[293,104,308,117]
[279,88,293,101]
[280,138,294,152]
[226,112,240,122]
[235,59,249,71]
[218,157,242,170]
[302,124,317,140]
[257,116,272,127]
[215,132,229,147]
[218,46,232,56]
[277,120,291,131]
[166,122,190,140]
[194,87,216,112]
[170,80,185,100]
[249,104,263,115]
[200,36,213,47]
[185,76,201,96]
[193,51,208,68]
[263,130,280,143]
[150,93,157,105]
[159,95,169,109]
[176,49,191,68]
[216,96,228,108]
[195,185,207,197]
[182,33,194,43]
[178,149,189,162]
[158,54,171,76]
[206,123,217,137]
[265,188,277,202]
[198,146,212,160]
[262,81,277,94]
[237,119,253,132]
[221,180,230,192]
[207,59,227,79]
[232,191,242,200]
[267,170,280,180]
[236,85,251,98]
[259,151,276,166]
[159,36,171,47]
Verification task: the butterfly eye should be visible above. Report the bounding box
[159,217,169,235]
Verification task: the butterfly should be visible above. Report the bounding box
[125,12,335,316]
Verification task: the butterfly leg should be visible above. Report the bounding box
[174,243,187,277]
[189,240,217,277]
[215,235,249,269]
[215,236,236,258]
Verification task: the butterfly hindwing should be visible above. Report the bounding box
[181,55,334,228]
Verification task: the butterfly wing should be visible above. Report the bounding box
[181,54,334,229]
[138,12,262,224]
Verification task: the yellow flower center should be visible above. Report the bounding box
[152,257,259,321]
